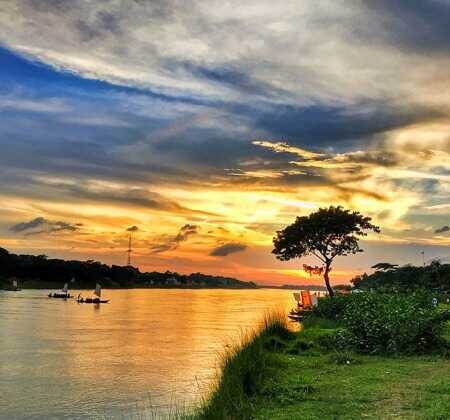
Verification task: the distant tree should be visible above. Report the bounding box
[371,262,398,272]
[272,206,380,297]
[334,284,352,291]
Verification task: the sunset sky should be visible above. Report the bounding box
[1,1,450,285]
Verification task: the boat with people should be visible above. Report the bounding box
[3,279,21,291]
[77,283,109,304]
[48,282,71,298]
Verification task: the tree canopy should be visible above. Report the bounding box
[0,247,256,290]
[353,260,450,293]
[272,206,380,296]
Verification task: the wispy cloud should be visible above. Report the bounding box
[10,217,81,235]
[210,243,247,257]
[435,226,450,234]
[150,224,199,254]
[1,1,450,281]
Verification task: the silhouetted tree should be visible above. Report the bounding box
[352,261,450,292]
[371,262,398,272]
[0,247,256,290]
[272,206,380,296]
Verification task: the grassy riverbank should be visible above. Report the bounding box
[194,315,450,419]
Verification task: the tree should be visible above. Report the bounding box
[371,262,398,272]
[272,206,380,297]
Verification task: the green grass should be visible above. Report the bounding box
[194,315,450,420]
[193,312,293,420]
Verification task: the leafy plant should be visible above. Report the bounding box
[308,295,353,320]
[339,292,449,354]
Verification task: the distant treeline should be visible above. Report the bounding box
[352,261,450,292]
[0,247,257,289]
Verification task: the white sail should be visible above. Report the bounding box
[62,283,69,293]
[12,280,17,288]
[94,283,101,297]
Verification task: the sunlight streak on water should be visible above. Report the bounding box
[0,289,293,419]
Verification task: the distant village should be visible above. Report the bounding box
[0,247,257,290]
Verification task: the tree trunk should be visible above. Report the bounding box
[323,263,334,297]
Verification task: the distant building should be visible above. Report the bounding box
[165,277,179,286]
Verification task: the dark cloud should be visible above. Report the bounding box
[150,224,199,254]
[362,0,450,53]
[10,217,47,233]
[210,243,247,257]
[10,217,80,235]
[170,61,290,100]
[435,226,450,234]
[174,224,198,242]
[255,102,442,149]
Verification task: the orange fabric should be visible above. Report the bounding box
[301,290,312,308]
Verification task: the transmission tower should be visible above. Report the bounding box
[127,233,132,266]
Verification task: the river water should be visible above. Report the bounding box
[0,288,294,419]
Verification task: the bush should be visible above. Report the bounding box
[339,292,448,354]
[308,294,353,320]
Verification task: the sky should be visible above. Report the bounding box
[0,0,450,285]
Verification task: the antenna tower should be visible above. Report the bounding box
[127,233,132,266]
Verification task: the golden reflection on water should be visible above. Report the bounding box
[0,289,294,418]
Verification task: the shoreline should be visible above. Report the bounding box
[193,314,450,419]
[3,285,265,290]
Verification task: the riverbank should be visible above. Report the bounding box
[0,247,258,290]
[7,283,261,290]
[195,315,450,419]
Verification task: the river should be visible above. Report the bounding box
[0,288,294,419]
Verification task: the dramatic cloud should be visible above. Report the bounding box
[2,0,450,109]
[1,1,450,283]
[435,226,450,234]
[150,224,199,254]
[210,243,248,257]
[10,217,81,235]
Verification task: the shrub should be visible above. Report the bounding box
[308,294,353,320]
[340,292,448,354]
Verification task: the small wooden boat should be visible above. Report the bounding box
[3,280,21,291]
[77,297,110,304]
[77,283,109,304]
[288,308,311,321]
[48,283,71,298]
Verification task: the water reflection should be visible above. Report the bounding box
[0,289,294,419]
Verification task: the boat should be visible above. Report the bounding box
[77,283,109,304]
[288,291,316,321]
[48,282,71,298]
[3,279,21,291]
[288,311,307,321]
